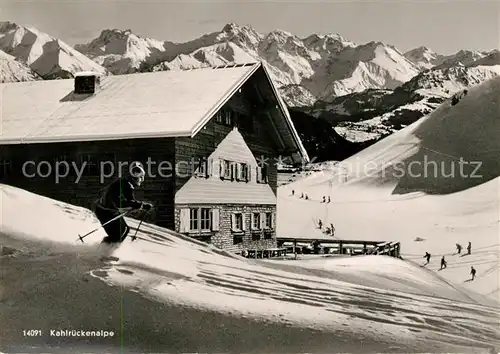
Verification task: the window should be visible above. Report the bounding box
[180,208,219,233]
[215,109,233,126]
[219,159,251,182]
[225,111,233,125]
[256,165,268,184]
[236,163,249,182]
[186,207,218,233]
[220,159,233,180]
[265,212,273,229]
[233,234,243,245]
[231,213,244,232]
[252,213,261,230]
[194,157,209,178]
[54,155,67,163]
[190,208,199,231]
[200,208,212,230]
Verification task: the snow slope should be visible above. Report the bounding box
[0,21,108,79]
[1,183,499,353]
[278,76,500,301]
[0,49,40,82]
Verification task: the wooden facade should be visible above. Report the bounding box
[0,63,308,252]
[0,137,177,228]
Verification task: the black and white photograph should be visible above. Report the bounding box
[0,0,499,353]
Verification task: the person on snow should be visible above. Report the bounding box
[456,243,462,255]
[327,196,331,203]
[470,266,476,280]
[424,252,431,265]
[94,161,153,244]
[440,256,447,270]
[467,241,471,255]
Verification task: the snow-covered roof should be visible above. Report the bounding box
[73,71,103,77]
[0,62,308,162]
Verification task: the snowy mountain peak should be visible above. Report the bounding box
[404,46,444,70]
[435,50,486,70]
[303,33,356,52]
[0,21,108,79]
[216,23,263,50]
[74,28,176,74]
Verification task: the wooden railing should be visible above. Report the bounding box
[276,238,402,258]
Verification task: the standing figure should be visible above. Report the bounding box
[456,243,462,255]
[467,242,471,255]
[440,256,447,270]
[470,266,476,280]
[424,252,431,265]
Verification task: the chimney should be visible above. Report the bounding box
[74,71,101,94]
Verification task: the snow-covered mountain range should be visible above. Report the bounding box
[0,20,498,159]
[0,21,108,79]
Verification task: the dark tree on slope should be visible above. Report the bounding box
[288,109,378,163]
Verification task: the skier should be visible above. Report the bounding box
[330,223,335,236]
[291,190,295,196]
[424,252,431,265]
[322,196,326,203]
[456,243,462,255]
[467,241,471,255]
[470,266,476,280]
[327,196,331,203]
[317,219,323,229]
[93,161,153,244]
[440,256,447,270]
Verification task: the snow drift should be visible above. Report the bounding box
[278,76,500,300]
[1,182,500,353]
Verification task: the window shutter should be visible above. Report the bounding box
[256,166,261,183]
[260,212,265,229]
[179,208,190,232]
[272,212,275,229]
[212,208,219,231]
[251,213,255,230]
[231,213,236,231]
[245,164,250,182]
[205,158,212,178]
[219,159,224,179]
[242,213,247,231]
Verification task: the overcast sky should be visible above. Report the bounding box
[0,0,498,55]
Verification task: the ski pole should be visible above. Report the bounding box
[77,210,130,243]
[131,207,152,241]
